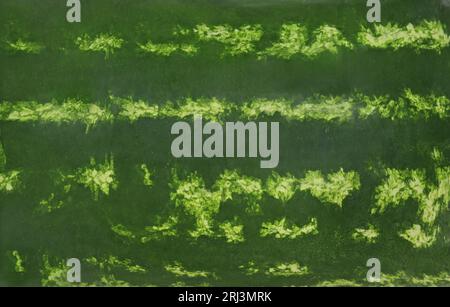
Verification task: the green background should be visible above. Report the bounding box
[0,0,449,286]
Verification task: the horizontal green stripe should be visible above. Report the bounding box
[3,21,449,58]
[1,90,448,128]
[3,155,447,249]
[34,252,450,286]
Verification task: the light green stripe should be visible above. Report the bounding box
[1,90,448,127]
[4,21,449,56]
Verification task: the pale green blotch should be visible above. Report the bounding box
[260,24,307,59]
[0,170,21,193]
[239,261,260,276]
[380,271,450,286]
[358,21,450,52]
[6,39,44,54]
[161,97,233,122]
[241,98,292,119]
[99,275,131,287]
[138,41,198,56]
[110,96,159,122]
[299,169,361,207]
[141,216,178,242]
[266,262,309,277]
[265,172,298,203]
[316,279,362,287]
[9,250,25,273]
[165,262,211,278]
[76,33,124,59]
[359,90,450,120]
[431,148,445,165]
[302,25,353,58]
[260,24,352,60]
[38,193,65,213]
[171,173,221,238]
[218,219,245,243]
[289,95,354,122]
[111,224,136,240]
[260,217,318,239]
[352,224,380,243]
[372,166,449,226]
[40,255,85,287]
[399,224,439,249]
[87,256,146,273]
[214,169,264,214]
[74,156,118,200]
[140,164,153,187]
[0,99,113,131]
[194,24,263,57]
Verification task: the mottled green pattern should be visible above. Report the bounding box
[1,0,450,287]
